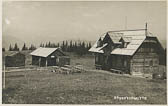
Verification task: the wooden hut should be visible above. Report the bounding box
[89,28,164,76]
[5,52,25,67]
[30,47,70,67]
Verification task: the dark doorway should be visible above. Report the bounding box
[48,58,56,66]
[40,57,46,67]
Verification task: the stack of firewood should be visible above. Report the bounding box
[50,65,86,74]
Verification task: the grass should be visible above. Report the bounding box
[2,69,167,104]
[2,51,167,104]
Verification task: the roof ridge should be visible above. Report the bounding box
[108,29,146,32]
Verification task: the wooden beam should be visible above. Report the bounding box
[46,58,48,67]
[39,57,41,67]
[3,56,6,89]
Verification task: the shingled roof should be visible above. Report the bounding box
[89,29,157,56]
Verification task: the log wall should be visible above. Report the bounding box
[130,40,159,75]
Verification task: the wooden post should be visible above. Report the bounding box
[39,57,41,67]
[46,58,48,67]
[145,22,148,36]
[3,56,5,89]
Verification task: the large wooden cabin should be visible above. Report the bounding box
[89,29,164,76]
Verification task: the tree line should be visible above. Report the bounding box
[2,43,37,52]
[40,40,92,55]
[3,40,92,56]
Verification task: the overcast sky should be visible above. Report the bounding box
[2,1,166,48]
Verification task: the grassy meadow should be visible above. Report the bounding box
[2,51,167,104]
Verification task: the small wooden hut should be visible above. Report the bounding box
[89,28,164,76]
[30,47,70,67]
[5,52,25,67]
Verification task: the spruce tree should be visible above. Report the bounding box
[9,44,13,51]
[62,41,65,51]
[2,48,5,52]
[29,44,36,50]
[22,43,28,51]
[13,43,19,51]
[69,40,73,52]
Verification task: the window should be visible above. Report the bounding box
[153,59,159,66]
[51,56,55,58]
[144,60,149,66]
[149,60,153,66]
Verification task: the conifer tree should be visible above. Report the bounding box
[9,44,13,51]
[2,48,5,52]
[13,43,19,51]
[22,43,28,51]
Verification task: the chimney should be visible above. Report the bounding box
[145,23,148,36]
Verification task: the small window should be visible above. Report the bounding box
[144,60,149,66]
[153,59,159,66]
[51,56,55,58]
[149,60,153,66]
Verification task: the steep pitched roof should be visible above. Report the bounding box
[30,47,62,57]
[89,29,157,56]
[108,32,123,44]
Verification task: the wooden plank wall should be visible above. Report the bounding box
[130,41,159,75]
[110,55,131,73]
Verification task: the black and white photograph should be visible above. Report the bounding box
[2,0,167,104]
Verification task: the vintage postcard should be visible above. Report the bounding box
[2,0,167,104]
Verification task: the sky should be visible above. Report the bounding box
[2,1,167,48]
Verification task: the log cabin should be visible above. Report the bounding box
[30,47,70,67]
[89,28,164,76]
[5,52,25,67]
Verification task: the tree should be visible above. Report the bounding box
[69,40,73,52]
[62,41,65,51]
[88,42,92,49]
[13,43,19,51]
[9,44,13,51]
[74,41,77,50]
[40,43,44,47]
[57,43,60,47]
[76,41,84,56]
[29,44,36,50]
[65,40,68,51]
[22,43,28,51]
[48,41,51,47]
[2,48,5,52]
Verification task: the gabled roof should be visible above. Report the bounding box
[107,32,122,44]
[89,29,157,56]
[6,52,25,57]
[30,47,62,57]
